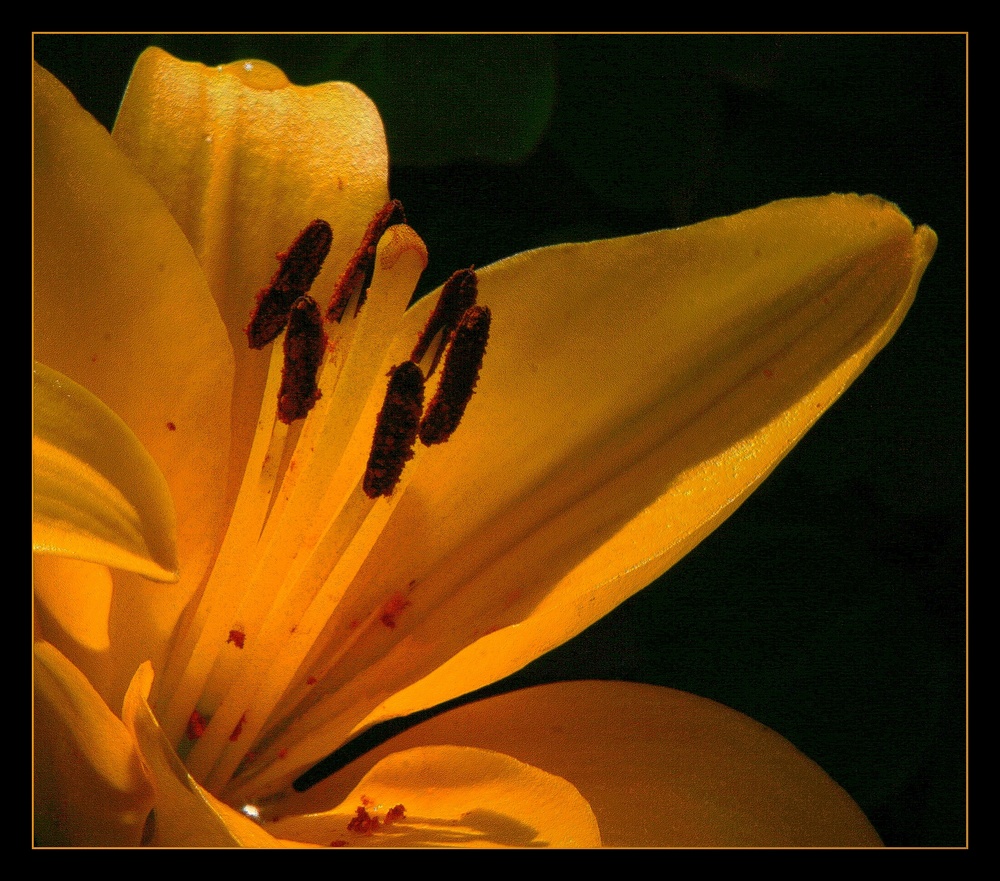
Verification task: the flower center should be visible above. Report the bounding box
[152,204,490,807]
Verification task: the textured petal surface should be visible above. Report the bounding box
[241,196,935,780]
[120,662,304,847]
[282,682,881,847]
[34,641,155,846]
[33,60,234,709]
[33,362,177,582]
[112,47,390,510]
[269,745,601,848]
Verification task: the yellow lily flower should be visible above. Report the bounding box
[33,48,936,847]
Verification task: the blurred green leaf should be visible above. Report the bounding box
[336,35,556,166]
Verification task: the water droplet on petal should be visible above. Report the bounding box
[220,59,290,91]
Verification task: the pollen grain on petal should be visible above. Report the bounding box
[379,591,412,629]
[419,305,491,446]
[186,709,208,741]
[363,360,425,499]
[229,712,248,743]
[347,805,379,835]
[327,199,407,323]
[277,296,327,424]
[246,219,333,349]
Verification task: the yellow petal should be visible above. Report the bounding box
[112,47,390,509]
[346,195,937,732]
[269,745,601,848]
[235,196,935,788]
[35,550,113,660]
[285,682,880,847]
[33,60,234,709]
[221,196,936,795]
[120,662,305,847]
[33,362,178,582]
[34,641,155,846]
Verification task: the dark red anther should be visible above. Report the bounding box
[419,305,491,446]
[363,361,424,499]
[326,200,406,323]
[246,219,333,349]
[410,267,478,371]
[277,296,327,424]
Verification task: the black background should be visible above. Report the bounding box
[33,34,966,847]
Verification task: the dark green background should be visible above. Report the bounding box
[34,34,966,847]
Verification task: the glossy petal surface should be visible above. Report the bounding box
[112,47,390,509]
[33,49,936,847]
[257,197,936,772]
[33,362,178,582]
[286,682,880,847]
[270,745,601,847]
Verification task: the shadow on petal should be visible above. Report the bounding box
[268,745,600,848]
[278,682,881,847]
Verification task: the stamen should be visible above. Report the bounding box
[410,266,478,371]
[246,219,333,349]
[363,361,425,498]
[419,305,491,446]
[277,296,327,424]
[326,200,406,323]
